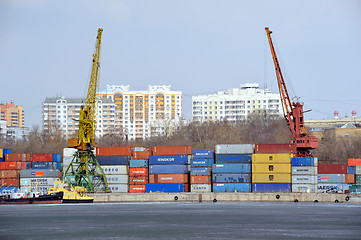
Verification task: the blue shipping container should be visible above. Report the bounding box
[213,183,251,192]
[213,173,251,183]
[52,154,61,162]
[146,183,187,193]
[26,162,31,169]
[191,158,214,167]
[130,159,148,168]
[190,167,212,176]
[32,162,56,169]
[348,166,356,174]
[291,158,315,166]
[149,155,188,165]
[96,156,130,165]
[193,150,214,159]
[4,149,11,154]
[213,163,251,173]
[0,186,19,194]
[0,158,4,162]
[56,162,61,170]
[252,183,291,192]
[149,165,188,174]
[216,154,252,163]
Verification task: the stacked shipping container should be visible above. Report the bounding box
[190,150,214,193]
[348,158,361,193]
[291,157,318,193]
[317,164,348,193]
[129,147,151,193]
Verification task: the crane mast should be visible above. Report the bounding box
[265,27,318,157]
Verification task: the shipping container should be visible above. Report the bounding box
[149,165,188,174]
[317,164,347,174]
[252,173,291,183]
[20,169,60,178]
[26,162,31,169]
[252,154,292,164]
[348,166,356,174]
[0,178,20,186]
[129,168,148,177]
[100,165,128,175]
[96,146,132,156]
[252,163,291,174]
[5,153,31,162]
[347,158,361,166]
[129,176,148,185]
[63,148,77,157]
[292,184,317,193]
[152,146,192,156]
[149,174,189,183]
[349,184,361,193]
[292,175,318,184]
[132,151,151,160]
[63,156,73,166]
[213,163,251,173]
[31,162,56,169]
[317,183,350,193]
[215,144,254,154]
[32,154,53,162]
[356,166,361,174]
[190,184,212,192]
[129,159,148,168]
[0,162,25,170]
[149,155,188,165]
[291,157,317,166]
[255,144,294,154]
[20,177,58,187]
[146,183,189,193]
[193,150,214,159]
[317,174,345,183]
[345,174,356,184]
[356,175,361,184]
[132,147,151,152]
[292,166,318,175]
[129,185,146,193]
[96,156,130,165]
[0,186,19,194]
[52,154,61,162]
[190,175,211,184]
[106,183,128,193]
[0,170,20,178]
[213,183,251,192]
[190,158,214,167]
[252,183,291,192]
[190,167,212,176]
[216,154,252,163]
[105,174,128,184]
[213,173,251,183]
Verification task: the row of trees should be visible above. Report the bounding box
[1,114,360,164]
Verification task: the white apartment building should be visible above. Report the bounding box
[192,83,282,123]
[100,85,182,140]
[42,96,116,139]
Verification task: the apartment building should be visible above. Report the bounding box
[192,83,282,122]
[0,102,24,127]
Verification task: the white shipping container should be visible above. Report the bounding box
[191,184,212,193]
[318,174,345,183]
[292,175,318,184]
[63,148,77,157]
[20,177,59,187]
[99,183,128,193]
[63,157,73,166]
[100,165,128,175]
[215,144,255,154]
[292,184,317,193]
[317,183,350,193]
[105,174,128,184]
[292,166,317,175]
[356,166,361,174]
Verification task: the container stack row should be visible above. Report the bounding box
[317,164,348,193]
[291,157,318,193]
[347,158,361,193]
[128,147,151,193]
[190,150,214,193]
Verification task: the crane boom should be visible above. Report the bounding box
[265,27,318,157]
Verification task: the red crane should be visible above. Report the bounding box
[265,27,318,157]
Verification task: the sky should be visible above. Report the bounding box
[1,0,360,129]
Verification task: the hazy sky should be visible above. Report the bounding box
[1,0,360,128]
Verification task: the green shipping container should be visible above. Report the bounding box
[356,175,361,184]
[349,184,361,193]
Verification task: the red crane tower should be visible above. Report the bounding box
[265,27,318,157]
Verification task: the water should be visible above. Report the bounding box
[1,202,361,239]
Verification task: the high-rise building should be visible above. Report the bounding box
[100,85,182,140]
[0,102,24,127]
[42,96,116,138]
[192,83,282,122]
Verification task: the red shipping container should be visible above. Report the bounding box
[0,170,20,178]
[132,151,151,160]
[184,184,190,192]
[96,146,132,156]
[345,174,356,184]
[0,178,20,187]
[129,168,148,177]
[129,185,146,193]
[191,175,211,184]
[129,176,148,185]
[152,146,192,156]
[32,154,53,162]
[348,158,356,166]
[356,159,361,166]
[5,153,31,162]
[255,144,295,154]
[318,164,347,174]
[0,162,25,170]
[149,174,189,183]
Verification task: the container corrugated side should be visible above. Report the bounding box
[129,168,148,177]
[252,173,291,183]
[149,174,189,183]
[146,183,189,193]
[96,156,130,165]
[190,167,212,176]
[317,174,345,183]
[31,162,57,169]
[96,146,132,156]
[348,166,356,174]
[252,163,291,174]
[0,178,20,187]
[132,151,151,160]
[149,165,188,174]
[149,155,188,165]
[105,174,128,184]
[21,185,52,194]
[63,148,78,157]
[212,173,251,183]
[129,159,148,168]
[213,163,251,173]
[317,164,347,174]
[106,183,128,193]
[0,186,19,194]
[0,170,20,178]
[345,174,355,184]
[252,154,292,164]
[20,169,60,178]
[190,175,211,184]
[292,175,318,184]
[190,159,214,167]
[252,183,291,192]
[356,175,361,184]
[191,184,212,192]
[192,150,214,159]
[349,184,361,193]
[317,183,350,193]
[291,157,317,166]
[129,176,148,185]
[356,166,361,174]
[31,154,53,162]
[292,166,317,175]
[213,183,251,192]
[152,146,192,156]
[0,162,25,170]
[20,177,58,186]
[215,144,254,154]
[100,165,128,175]
[255,144,294,154]
[129,185,146,193]
[292,184,317,193]
[215,154,252,163]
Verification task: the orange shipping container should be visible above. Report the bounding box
[346,174,356,184]
[149,174,189,183]
[132,151,151,160]
[0,162,25,170]
[356,159,361,166]
[96,146,132,156]
[152,146,192,156]
[5,153,31,162]
[0,178,20,187]
[129,176,148,185]
[0,170,20,178]
[348,158,356,166]
[32,154,53,162]
[129,168,148,177]
[129,185,146,193]
[191,175,211,184]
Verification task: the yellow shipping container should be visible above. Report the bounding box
[252,173,291,183]
[252,163,291,174]
[252,153,292,164]
[0,149,3,158]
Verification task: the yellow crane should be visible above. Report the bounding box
[64,28,109,193]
